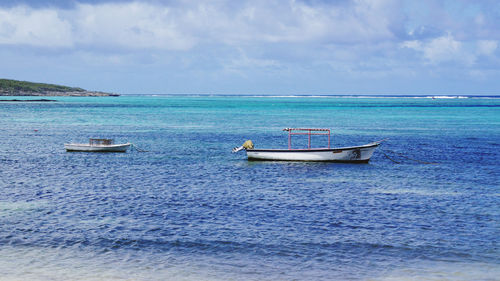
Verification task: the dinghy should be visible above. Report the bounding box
[233,128,382,163]
[65,138,131,152]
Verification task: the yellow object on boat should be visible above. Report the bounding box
[243,140,254,150]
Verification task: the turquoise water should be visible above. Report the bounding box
[0,96,499,280]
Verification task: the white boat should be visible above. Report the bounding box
[233,128,382,163]
[65,138,131,152]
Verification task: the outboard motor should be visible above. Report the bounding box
[232,140,254,153]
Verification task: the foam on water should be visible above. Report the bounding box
[368,188,463,197]
[0,200,49,218]
[1,246,498,281]
[372,261,500,281]
[0,246,225,281]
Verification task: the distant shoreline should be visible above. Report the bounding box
[0,92,119,97]
[0,78,119,97]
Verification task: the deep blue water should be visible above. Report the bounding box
[0,96,499,280]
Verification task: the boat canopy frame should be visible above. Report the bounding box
[89,138,114,145]
[283,128,330,150]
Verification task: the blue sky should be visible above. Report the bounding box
[0,0,499,95]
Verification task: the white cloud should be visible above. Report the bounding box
[422,34,462,63]
[476,40,498,56]
[0,6,72,47]
[71,2,196,50]
[401,40,422,50]
[402,35,500,66]
[0,0,402,50]
[226,48,281,74]
[402,34,468,64]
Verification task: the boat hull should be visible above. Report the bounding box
[246,143,379,162]
[64,143,131,152]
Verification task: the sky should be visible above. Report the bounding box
[0,0,499,95]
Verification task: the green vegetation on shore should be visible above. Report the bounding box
[0,79,84,93]
[0,78,118,96]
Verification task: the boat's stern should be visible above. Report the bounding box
[331,143,379,163]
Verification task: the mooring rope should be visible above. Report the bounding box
[380,149,437,165]
[381,150,401,164]
[131,143,149,152]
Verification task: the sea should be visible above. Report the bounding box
[0,95,499,280]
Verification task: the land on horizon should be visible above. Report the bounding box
[0,79,119,97]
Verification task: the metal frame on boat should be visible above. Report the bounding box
[64,138,131,152]
[234,128,382,163]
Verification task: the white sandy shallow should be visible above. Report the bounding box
[0,245,499,281]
